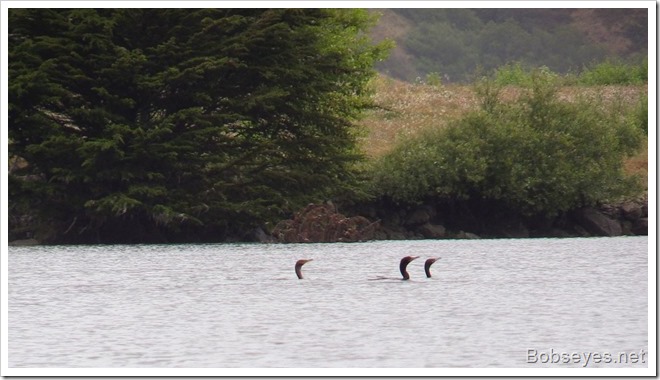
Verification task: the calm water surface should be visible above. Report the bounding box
[9,237,648,368]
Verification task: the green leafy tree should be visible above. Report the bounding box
[9,9,390,243]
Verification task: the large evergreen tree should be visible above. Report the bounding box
[9,9,389,243]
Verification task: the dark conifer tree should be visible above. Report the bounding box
[9,9,389,243]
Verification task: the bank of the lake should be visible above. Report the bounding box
[267,193,648,244]
[9,80,648,246]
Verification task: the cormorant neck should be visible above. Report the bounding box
[400,260,411,280]
[295,259,312,279]
[424,258,438,278]
[424,260,433,278]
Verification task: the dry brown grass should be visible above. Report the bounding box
[359,76,478,157]
[359,76,648,183]
[624,139,649,188]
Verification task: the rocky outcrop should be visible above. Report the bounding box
[271,203,379,243]
[572,207,623,236]
[343,194,648,242]
[490,219,530,238]
[416,222,446,239]
[632,218,648,235]
[244,227,275,243]
[455,231,481,239]
[268,195,648,243]
[8,238,40,246]
[404,206,434,226]
[620,202,643,221]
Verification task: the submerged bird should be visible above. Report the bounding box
[399,255,420,280]
[295,259,313,279]
[424,257,440,278]
[370,256,420,281]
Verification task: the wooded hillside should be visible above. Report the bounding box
[370,9,648,82]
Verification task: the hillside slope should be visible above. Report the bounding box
[370,8,648,82]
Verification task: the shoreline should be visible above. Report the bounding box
[11,195,646,246]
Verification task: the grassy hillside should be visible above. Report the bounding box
[359,75,648,186]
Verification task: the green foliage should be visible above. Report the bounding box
[9,9,389,243]
[490,60,647,86]
[615,89,649,135]
[578,59,648,85]
[492,62,560,86]
[492,62,532,86]
[368,73,643,217]
[634,92,649,133]
[425,72,443,87]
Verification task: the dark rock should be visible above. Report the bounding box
[407,231,425,240]
[344,193,648,241]
[373,229,389,240]
[247,227,275,243]
[572,224,591,237]
[8,238,40,246]
[379,226,407,240]
[491,220,530,238]
[417,223,446,239]
[620,220,634,235]
[388,230,407,240]
[574,207,622,236]
[599,203,621,219]
[404,207,432,226]
[455,231,480,239]
[620,202,642,221]
[271,203,378,243]
[632,218,648,235]
[546,228,574,238]
[532,227,574,238]
[382,213,401,227]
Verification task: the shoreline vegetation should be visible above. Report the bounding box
[272,67,649,244]
[10,70,648,245]
[8,9,648,245]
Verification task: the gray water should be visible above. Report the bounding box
[8,237,648,368]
